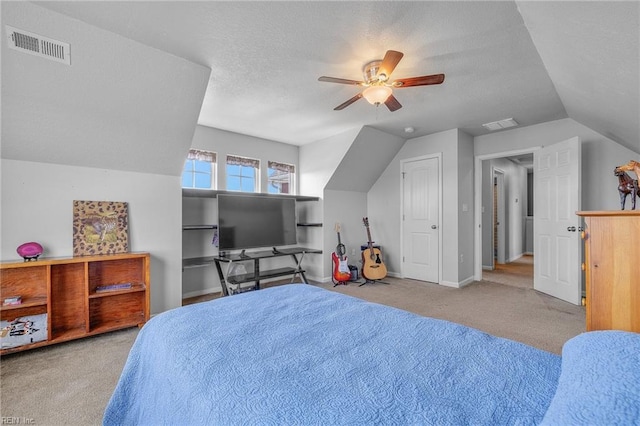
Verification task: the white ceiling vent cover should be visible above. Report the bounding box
[6,25,71,65]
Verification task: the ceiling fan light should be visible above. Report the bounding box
[363,85,392,105]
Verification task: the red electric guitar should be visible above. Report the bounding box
[361,217,387,281]
[332,223,351,285]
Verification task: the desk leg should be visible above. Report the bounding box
[254,259,260,290]
[290,253,308,283]
[213,260,229,297]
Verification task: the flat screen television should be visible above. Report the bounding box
[217,194,297,252]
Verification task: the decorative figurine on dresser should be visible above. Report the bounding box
[614,168,639,210]
[577,210,639,333]
[615,160,640,210]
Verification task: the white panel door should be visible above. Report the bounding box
[534,137,581,305]
[402,157,439,283]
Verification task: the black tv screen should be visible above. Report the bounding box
[218,194,297,251]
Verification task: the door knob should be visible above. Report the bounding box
[567,226,576,232]
[431,225,437,229]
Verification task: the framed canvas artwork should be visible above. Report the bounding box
[73,200,129,256]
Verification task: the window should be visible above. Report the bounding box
[226,155,259,192]
[182,149,216,189]
[267,161,295,194]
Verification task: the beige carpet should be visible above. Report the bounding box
[1,274,585,425]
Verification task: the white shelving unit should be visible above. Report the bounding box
[181,190,321,299]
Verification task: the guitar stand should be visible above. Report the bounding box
[359,279,390,287]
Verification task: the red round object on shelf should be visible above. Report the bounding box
[16,242,43,260]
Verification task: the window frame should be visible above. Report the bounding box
[181,149,217,190]
[226,154,260,193]
[267,161,296,195]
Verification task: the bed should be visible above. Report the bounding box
[104,284,640,425]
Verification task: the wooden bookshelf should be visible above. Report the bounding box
[1,252,150,355]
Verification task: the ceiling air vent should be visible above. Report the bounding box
[482,118,518,131]
[6,25,71,65]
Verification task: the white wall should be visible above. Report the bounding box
[326,127,406,192]
[474,117,638,279]
[1,159,182,315]
[318,127,406,281]
[457,130,475,284]
[299,127,359,198]
[369,129,470,285]
[323,190,367,280]
[299,127,360,280]
[475,118,640,211]
[2,3,207,314]
[191,126,299,193]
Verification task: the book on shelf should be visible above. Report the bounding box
[3,296,22,306]
[1,313,48,348]
[96,283,132,293]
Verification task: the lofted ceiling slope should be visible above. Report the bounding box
[326,126,406,192]
[1,1,211,176]
[517,1,639,152]
[3,1,639,170]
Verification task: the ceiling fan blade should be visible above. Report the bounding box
[393,73,445,87]
[318,76,364,85]
[379,50,404,79]
[384,94,402,112]
[334,93,363,110]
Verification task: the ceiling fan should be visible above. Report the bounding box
[318,50,444,112]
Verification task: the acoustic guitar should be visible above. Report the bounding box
[361,217,387,280]
[332,223,351,284]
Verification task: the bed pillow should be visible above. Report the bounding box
[540,330,640,425]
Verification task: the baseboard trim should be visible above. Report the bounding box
[459,276,475,287]
[182,287,221,300]
[507,253,525,263]
[440,275,475,288]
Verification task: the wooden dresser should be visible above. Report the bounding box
[577,211,639,332]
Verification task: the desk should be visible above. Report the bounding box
[213,247,321,296]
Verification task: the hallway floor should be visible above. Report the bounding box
[482,255,533,290]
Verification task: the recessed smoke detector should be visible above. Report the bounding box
[6,25,71,65]
[482,118,518,131]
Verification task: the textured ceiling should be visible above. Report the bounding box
[24,1,640,153]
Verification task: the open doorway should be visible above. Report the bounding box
[476,151,534,288]
[483,254,533,289]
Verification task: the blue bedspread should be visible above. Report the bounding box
[105,284,565,425]
[541,330,640,425]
